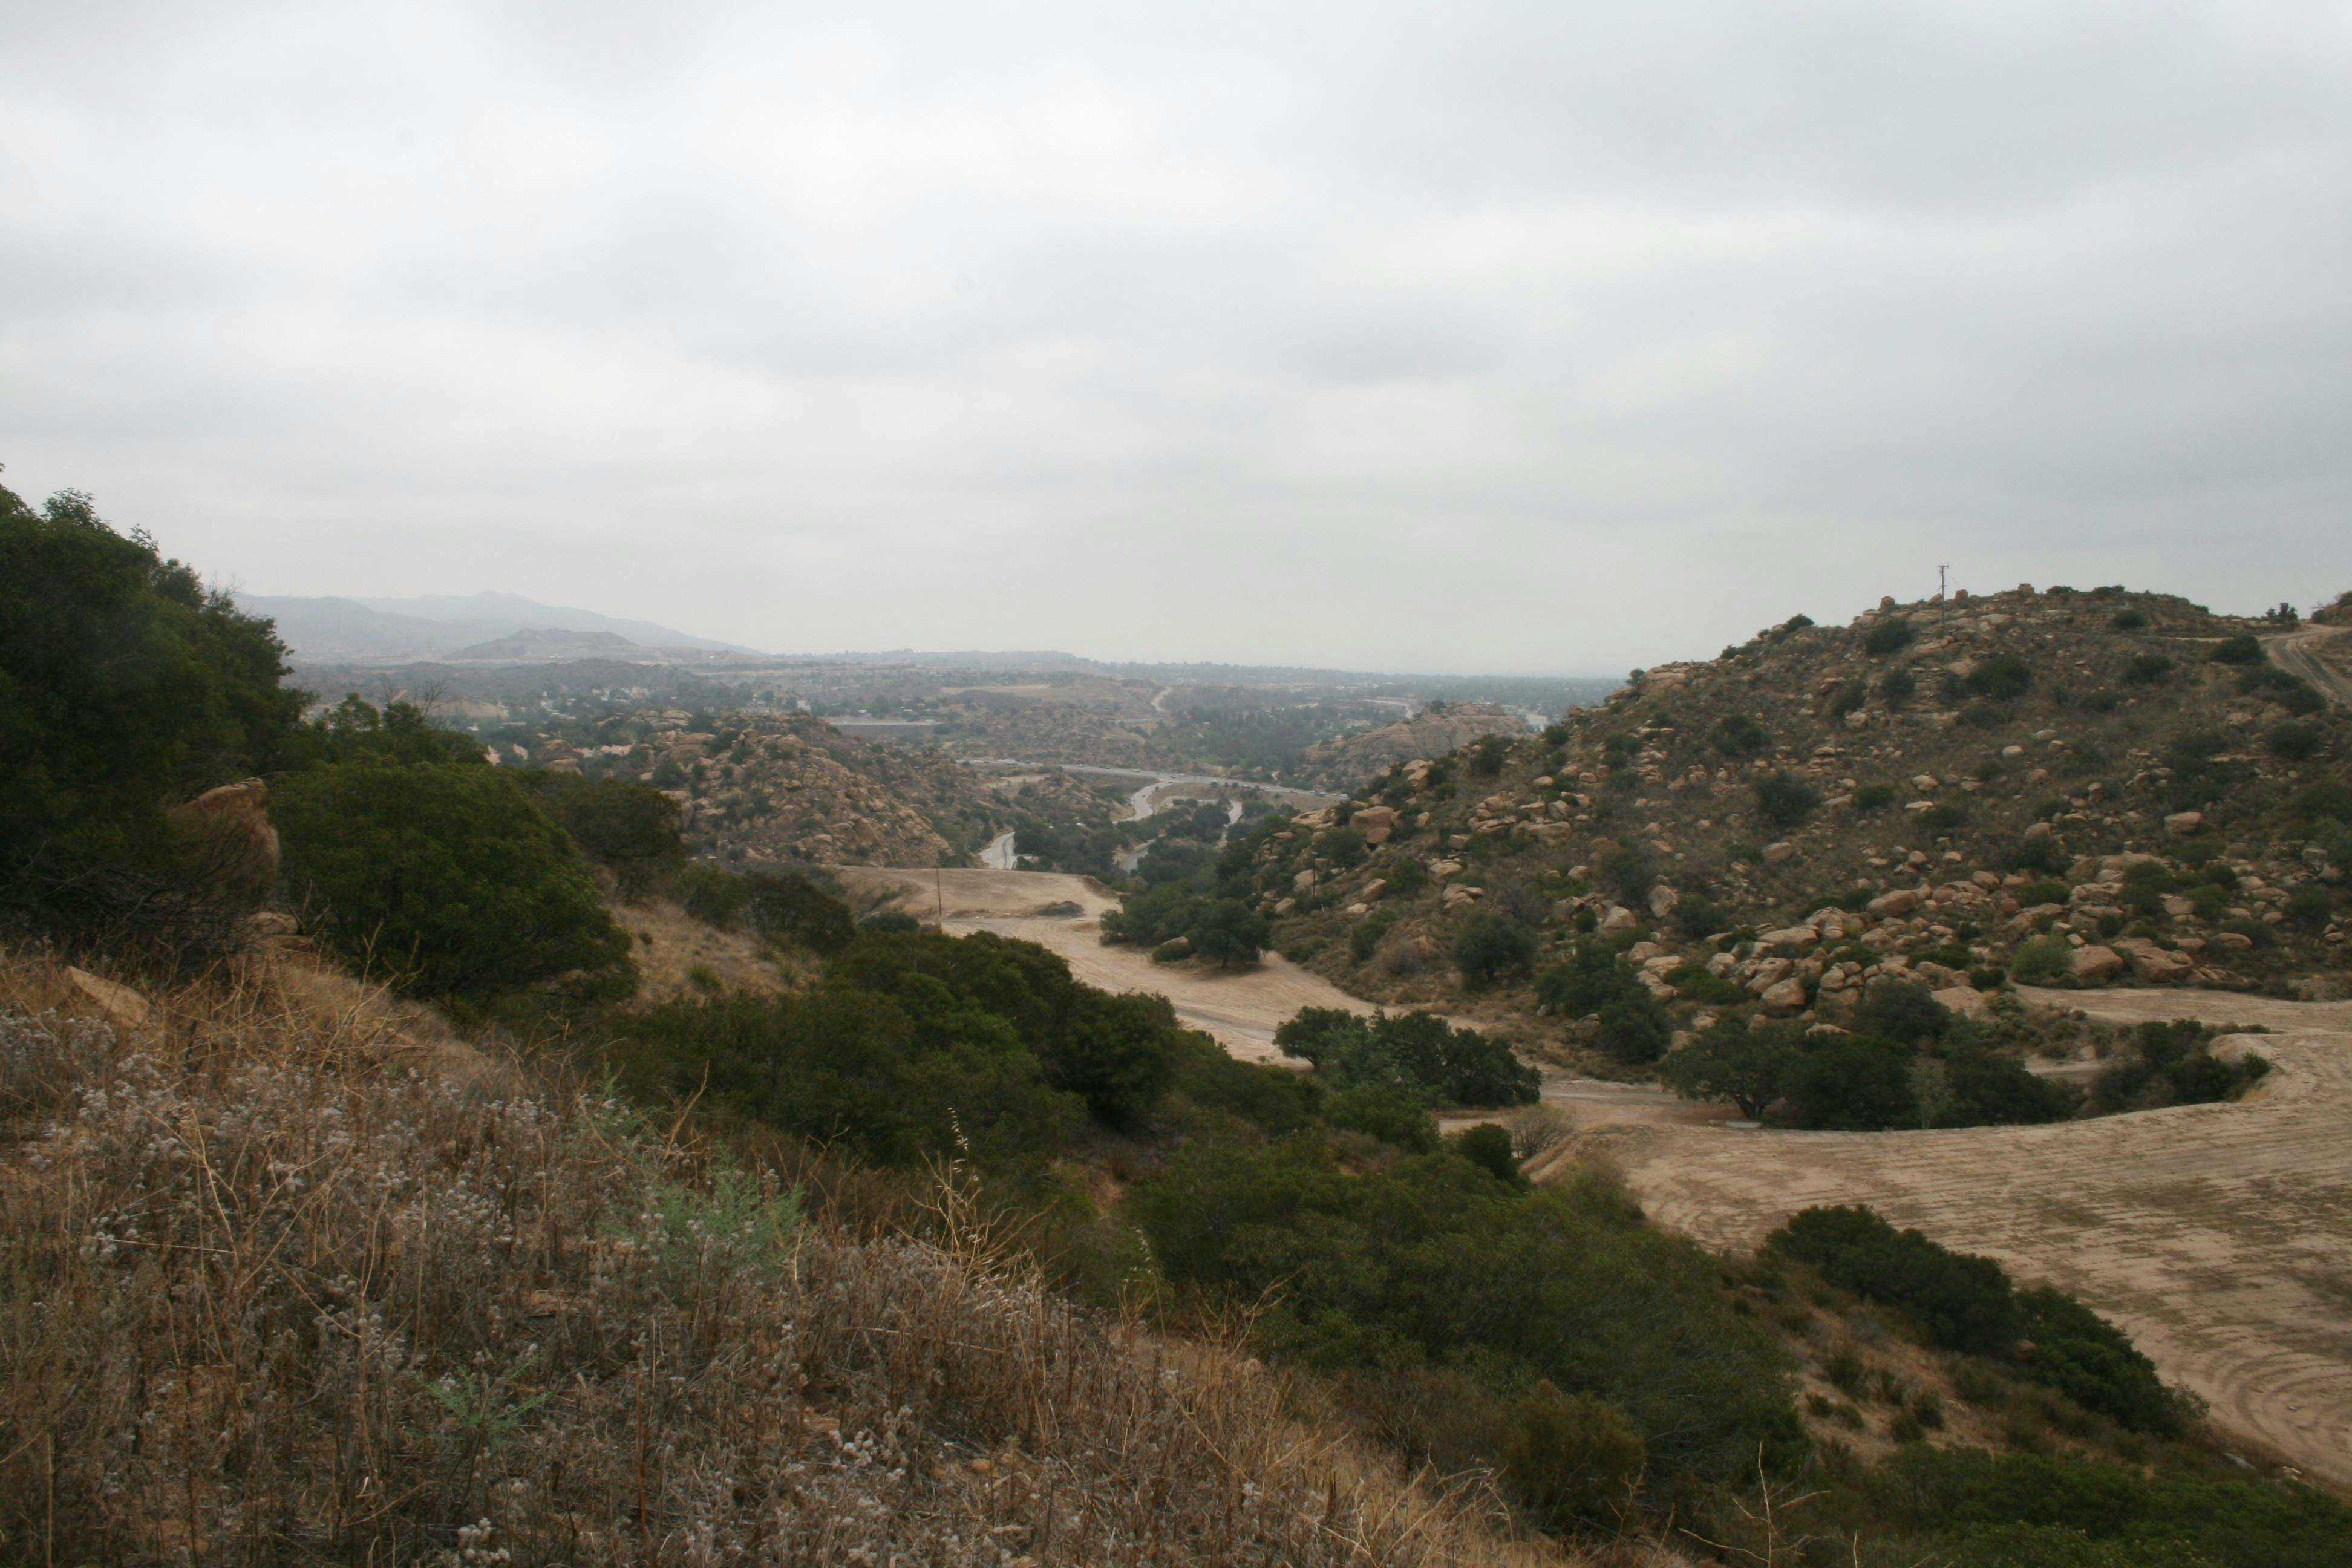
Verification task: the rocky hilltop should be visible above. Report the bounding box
[1288,701,1528,791]
[1247,584,2350,1040]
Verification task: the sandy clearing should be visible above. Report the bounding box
[1548,985,2352,1492]
[828,865,1379,1062]
[2267,626,2352,707]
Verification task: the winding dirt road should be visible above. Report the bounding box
[1547,987,2352,1491]
[2267,625,2352,706]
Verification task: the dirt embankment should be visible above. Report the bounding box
[1543,987,2352,1494]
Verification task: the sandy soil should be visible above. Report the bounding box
[2269,625,2352,705]
[829,866,1380,1062]
[1540,986,2352,1492]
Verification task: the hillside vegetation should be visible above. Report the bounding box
[1243,586,2350,1057]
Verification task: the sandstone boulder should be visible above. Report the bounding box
[1867,889,1921,919]
[1759,977,1809,1014]
[2070,945,2127,985]
[1648,884,1681,919]
[1763,841,1795,865]
[1933,985,1991,1019]
[64,967,152,1031]
[2165,811,2205,837]
[166,778,279,900]
[1352,806,1399,846]
[2129,947,2196,984]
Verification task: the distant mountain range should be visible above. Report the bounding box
[235,593,758,663]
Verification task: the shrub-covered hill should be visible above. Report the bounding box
[1244,584,2352,1039]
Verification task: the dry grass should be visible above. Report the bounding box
[0,946,1609,1567]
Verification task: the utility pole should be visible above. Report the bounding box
[935,864,944,927]
[1937,564,1950,598]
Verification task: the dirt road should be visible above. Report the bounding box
[2267,626,2352,706]
[829,866,1377,1061]
[1549,987,2352,1491]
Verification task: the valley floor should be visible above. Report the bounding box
[1549,987,2352,1495]
[838,865,2352,1497]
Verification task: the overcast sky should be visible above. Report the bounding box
[4,2,2348,673]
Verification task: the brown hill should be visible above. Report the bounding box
[1246,586,2351,1041]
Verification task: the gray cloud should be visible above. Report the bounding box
[3,1,2346,673]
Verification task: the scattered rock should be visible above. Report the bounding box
[1763,841,1795,865]
[2165,811,2205,837]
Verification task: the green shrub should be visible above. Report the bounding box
[275,760,635,1000]
[1452,910,1538,989]
[1324,1083,1441,1152]
[2210,633,2264,665]
[2284,884,2334,930]
[1826,678,1870,717]
[862,910,923,935]
[2015,1287,2187,1437]
[1670,891,1728,938]
[2016,879,2073,907]
[1754,771,1821,828]
[1663,962,1745,1005]
[2266,722,2323,762]
[1658,1017,1802,1119]
[1776,1034,1916,1130]
[2011,936,2075,984]
[1965,652,2034,700]
[1447,1122,1525,1186]
[1713,713,1769,756]
[2125,653,2174,684]
[1854,783,1897,812]
[1130,1141,1802,1485]
[1771,1206,2019,1355]
[1864,617,1917,655]
[1878,1445,2352,1568]
[1851,979,1951,1045]
[1275,1007,1538,1108]
[1348,905,1401,962]
[2109,609,2149,630]
[1535,940,1671,1062]
[512,771,684,895]
[1880,667,1918,705]
[1500,1383,1646,1530]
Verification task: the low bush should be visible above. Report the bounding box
[2210,633,2264,665]
[1854,783,1897,812]
[1772,1207,2187,1434]
[2267,722,2324,762]
[1754,771,1821,828]
[1880,667,1918,705]
[1451,910,1538,988]
[1131,1143,1804,1486]
[1966,652,2035,700]
[1535,939,1673,1063]
[2011,936,2076,985]
[276,760,636,1001]
[2125,653,2175,684]
[1713,713,1770,757]
[1864,617,1917,655]
[1275,1007,1539,1108]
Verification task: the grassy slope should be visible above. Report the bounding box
[0,944,1590,1568]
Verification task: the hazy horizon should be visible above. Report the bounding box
[5,2,2347,671]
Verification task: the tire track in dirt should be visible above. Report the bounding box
[1560,988,2352,1491]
